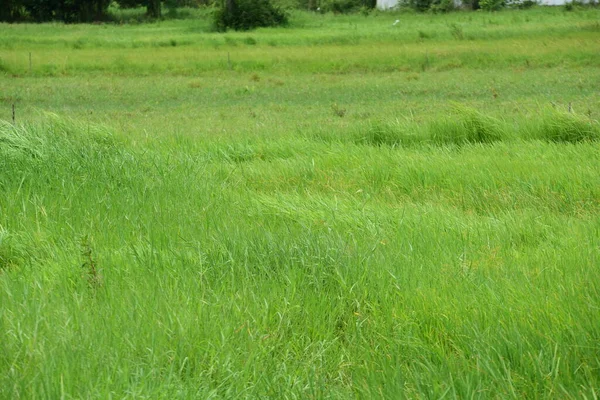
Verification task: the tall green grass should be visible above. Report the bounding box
[1,113,599,398]
[1,8,600,398]
[355,106,599,147]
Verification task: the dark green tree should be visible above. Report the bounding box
[146,0,162,18]
[0,0,111,22]
[0,0,25,22]
[213,0,287,31]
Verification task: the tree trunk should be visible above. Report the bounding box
[225,0,236,15]
[147,0,161,18]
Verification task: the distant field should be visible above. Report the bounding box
[1,8,600,398]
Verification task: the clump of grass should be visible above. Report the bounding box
[72,38,86,50]
[358,107,506,148]
[355,120,423,147]
[331,103,347,118]
[0,229,24,272]
[418,30,431,40]
[448,23,464,40]
[0,120,48,160]
[525,108,600,143]
[81,235,102,288]
[352,106,597,149]
[218,143,261,163]
[357,122,402,146]
[428,105,505,145]
[208,140,298,163]
[0,57,10,73]
[0,114,118,160]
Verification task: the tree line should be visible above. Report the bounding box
[0,0,174,23]
[0,0,293,30]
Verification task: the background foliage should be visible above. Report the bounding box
[213,0,288,31]
[2,0,585,24]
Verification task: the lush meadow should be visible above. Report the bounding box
[1,7,600,398]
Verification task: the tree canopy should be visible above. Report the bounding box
[0,0,164,22]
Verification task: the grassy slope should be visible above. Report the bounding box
[1,8,600,398]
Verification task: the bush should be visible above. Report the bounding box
[401,0,435,11]
[330,0,359,13]
[213,0,288,31]
[319,0,375,13]
[429,0,456,13]
[461,0,481,9]
[399,0,457,13]
[479,0,505,10]
[506,0,536,9]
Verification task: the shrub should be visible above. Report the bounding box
[401,0,434,11]
[330,0,358,13]
[429,0,456,13]
[480,0,505,10]
[317,0,375,13]
[213,0,288,31]
[399,0,456,12]
[461,0,481,9]
[562,0,594,11]
[506,0,536,9]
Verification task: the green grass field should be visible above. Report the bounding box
[1,7,600,398]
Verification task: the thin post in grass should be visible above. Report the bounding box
[422,50,430,72]
[29,52,32,74]
[12,104,15,124]
[227,52,232,70]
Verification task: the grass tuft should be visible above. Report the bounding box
[358,107,505,148]
[428,105,505,146]
[0,229,24,271]
[0,115,119,164]
[359,122,403,146]
[0,120,48,160]
[356,119,421,147]
[527,108,600,143]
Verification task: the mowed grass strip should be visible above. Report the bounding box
[0,8,599,76]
